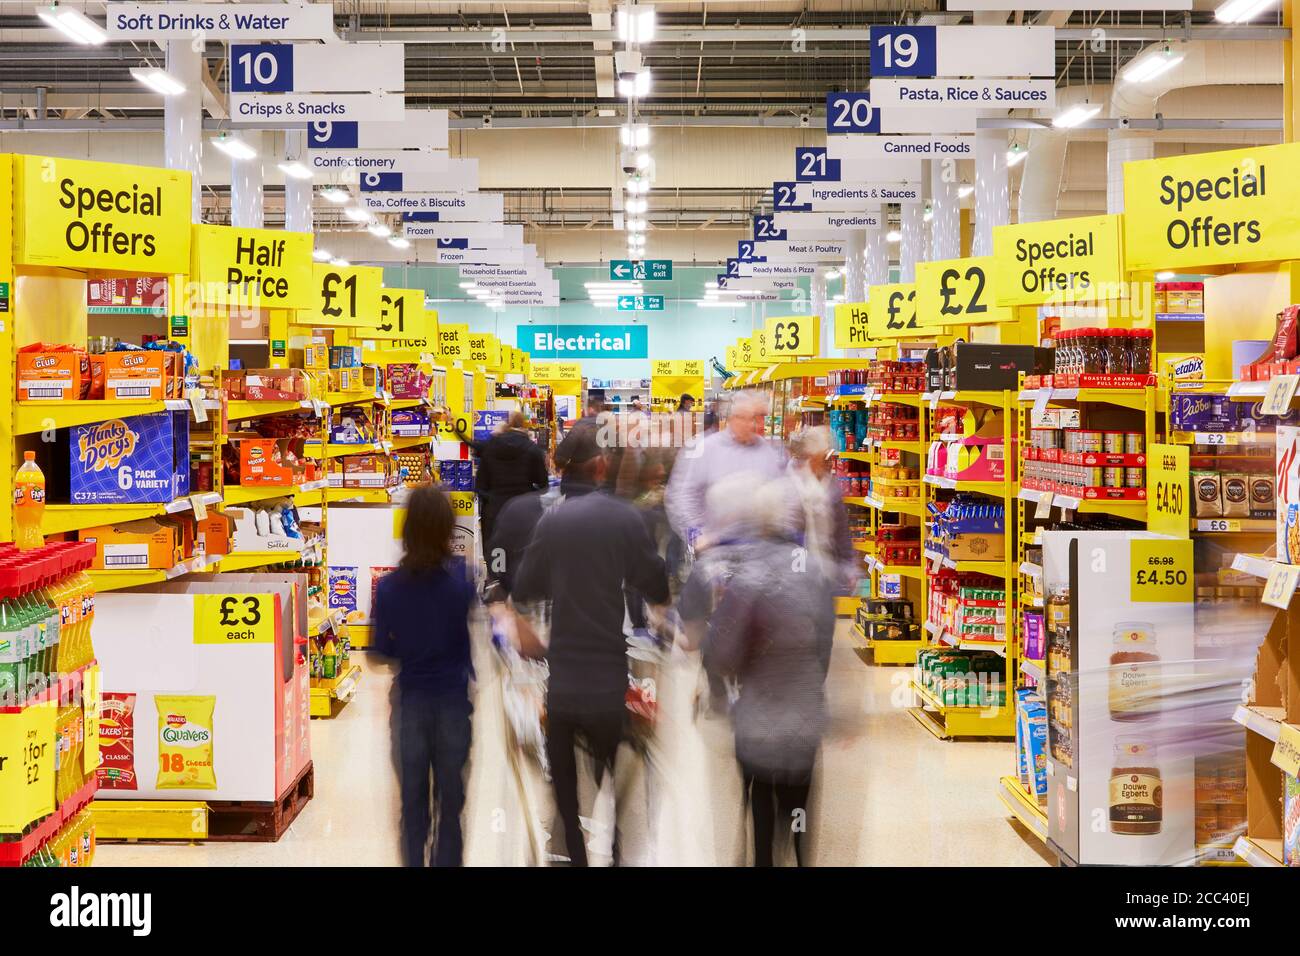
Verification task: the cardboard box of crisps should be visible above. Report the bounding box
[196,512,234,557]
[157,512,197,560]
[79,517,182,570]
[17,348,86,401]
[103,350,168,401]
[945,531,1007,563]
[234,436,304,486]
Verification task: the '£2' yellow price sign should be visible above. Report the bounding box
[867,282,920,339]
[194,593,275,645]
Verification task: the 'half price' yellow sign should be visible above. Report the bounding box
[833,301,872,349]
[190,224,314,311]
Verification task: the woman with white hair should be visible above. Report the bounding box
[706,478,835,866]
[786,425,857,590]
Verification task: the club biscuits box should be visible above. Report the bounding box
[69,411,190,504]
[17,348,86,401]
[103,350,168,401]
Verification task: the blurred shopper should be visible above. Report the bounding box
[371,485,476,867]
[786,425,858,589]
[707,479,835,866]
[473,410,548,544]
[678,393,696,415]
[554,395,605,496]
[513,445,670,866]
[665,390,783,551]
[676,473,763,713]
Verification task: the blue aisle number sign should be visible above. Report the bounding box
[868,26,937,77]
[609,259,673,281]
[825,93,880,134]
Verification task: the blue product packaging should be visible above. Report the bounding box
[329,566,359,615]
[69,410,190,504]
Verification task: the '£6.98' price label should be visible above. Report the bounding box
[194,593,275,645]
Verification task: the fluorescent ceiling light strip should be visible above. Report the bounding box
[130,67,185,96]
[38,4,107,45]
[1052,103,1101,129]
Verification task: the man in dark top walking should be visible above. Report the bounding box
[471,410,548,544]
[513,442,670,866]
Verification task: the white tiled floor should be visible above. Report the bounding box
[97,621,1054,867]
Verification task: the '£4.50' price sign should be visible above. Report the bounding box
[1129,539,1193,604]
[194,593,275,645]
[1146,443,1189,539]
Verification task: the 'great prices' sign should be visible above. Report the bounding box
[190,224,313,310]
[1124,142,1300,271]
[14,155,191,274]
[992,213,1124,307]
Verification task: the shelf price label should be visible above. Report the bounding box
[1261,374,1300,416]
[1197,519,1240,533]
[1146,443,1190,538]
[448,491,476,517]
[1262,562,1300,610]
[0,703,57,833]
[1129,539,1193,604]
[763,315,819,357]
[867,282,920,338]
[194,593,275,644]
[915,256,1014,327]
[1271,722,1300,778]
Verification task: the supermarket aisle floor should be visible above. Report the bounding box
[97,621,1053,867]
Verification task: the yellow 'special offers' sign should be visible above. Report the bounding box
[14,154,192,273]
[191,224,314,311]
[1124,141,1300,271]
[992,213,1124,307]
[531,361,581,381]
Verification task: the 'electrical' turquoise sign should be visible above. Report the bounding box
[518,325,648,359]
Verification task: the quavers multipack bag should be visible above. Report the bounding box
[155,694,217,790]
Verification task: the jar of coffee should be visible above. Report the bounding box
[1110,737,1163,835]
[1109,622,1160,720]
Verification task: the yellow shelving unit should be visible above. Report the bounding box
[15,398,193,436]
[914,387,1018,740]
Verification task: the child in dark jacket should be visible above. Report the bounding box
[371,485,477,866]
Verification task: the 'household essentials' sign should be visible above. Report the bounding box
[518,325,648,359]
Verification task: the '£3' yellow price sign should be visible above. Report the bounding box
[194,593,275,645]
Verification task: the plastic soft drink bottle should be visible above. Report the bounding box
[14,451,46,551]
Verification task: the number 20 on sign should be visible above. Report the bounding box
[194,593,275,644]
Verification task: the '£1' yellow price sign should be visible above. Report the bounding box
[194,593,275,645]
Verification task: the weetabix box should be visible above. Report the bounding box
[69,411,190,504]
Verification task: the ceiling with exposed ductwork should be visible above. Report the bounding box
[0,1,1286,261]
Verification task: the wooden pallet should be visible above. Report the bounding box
[205,762,314,843]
